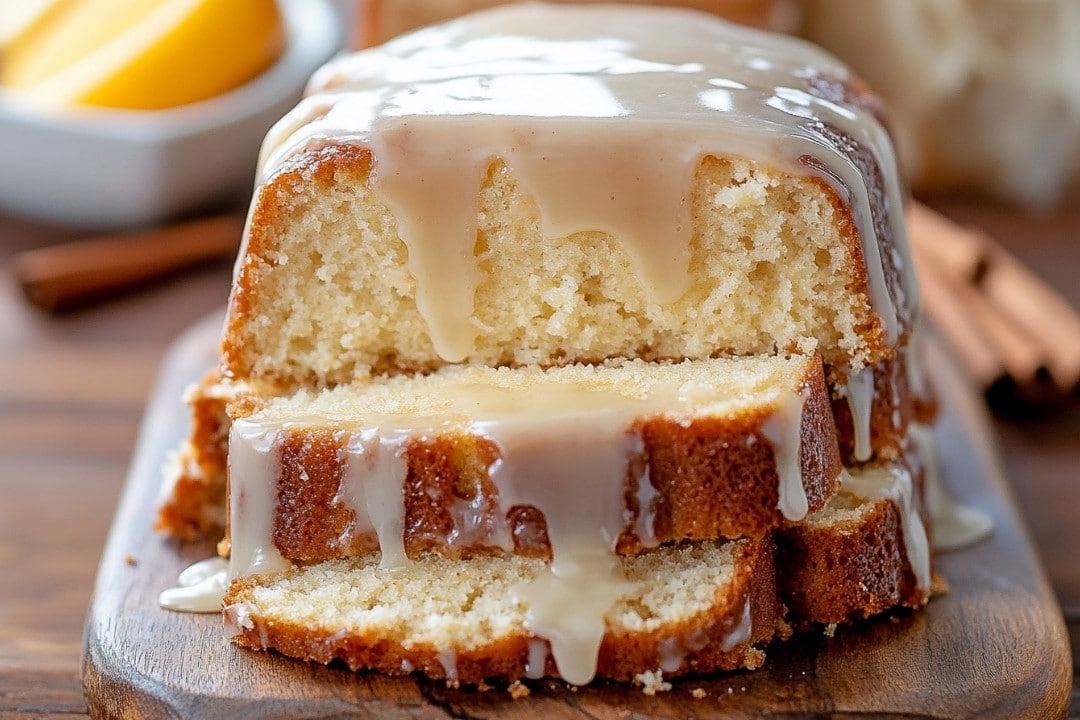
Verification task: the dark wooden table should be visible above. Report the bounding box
[1,196,1077,718]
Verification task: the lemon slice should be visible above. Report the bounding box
[1,0,285,110]
[0,0,70,53]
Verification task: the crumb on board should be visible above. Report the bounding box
[691,688,707,699]
[744,647,766,669]
[508,680,530,699]
[932,572,950,596]
[634,669,672,695]
[823,622,838,638]
[774,617,794,640]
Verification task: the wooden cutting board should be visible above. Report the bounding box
[82,312,1073,719]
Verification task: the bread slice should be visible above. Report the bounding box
[776,451,932,624]
[228,150,907,390]
[224,536,780,686]
[224,4,916,391]
[155,349,928,542]
[221,355,842,567]
[155,371,235,540]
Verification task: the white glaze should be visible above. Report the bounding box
[844,365,876,462]
[720,598,754,653]
[228,420,292,580]
[840,464,931,591]
[158,557,228,613]
[525,638,548,680]
[214,364,809,683]
[256,4,914,361]
[909,422,993,550]
[761,385,810,521]
[341,429,411,571]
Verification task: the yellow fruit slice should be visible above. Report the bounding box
[2,0,285,110]
[0,0,71,53]
[2,0,159,87]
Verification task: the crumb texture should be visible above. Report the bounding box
[226,154,880,387]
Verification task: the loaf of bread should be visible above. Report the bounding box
[150,3,984,688]
[155,1,924,542]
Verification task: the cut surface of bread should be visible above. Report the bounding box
[223,355,841,566]
[222,3,915,390]
[228,151,901,389]
[224,536,779,686]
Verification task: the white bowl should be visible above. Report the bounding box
[0,0,343,231]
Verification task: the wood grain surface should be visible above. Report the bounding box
[79,313,1070,719]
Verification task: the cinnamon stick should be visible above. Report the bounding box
[908,201,1080,398]
[913,246,1006,389]
[12,214,244,312]
[936,262,1047,387]
[906,202,991,283]
[979,245,1080,391]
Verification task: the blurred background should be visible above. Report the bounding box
[2,0,1078,230]
[0,1,1076,717]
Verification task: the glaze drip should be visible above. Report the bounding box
[844,366,875,462]
[840,464,930,591]
[207,360,816,681]
[761,385,810,521]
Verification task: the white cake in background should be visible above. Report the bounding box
[801,0,1080,210]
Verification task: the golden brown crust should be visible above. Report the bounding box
[154,369,231,540]
[225,536,780,684]
[157,345,926,544]
[804,72,915,344]
[639,354,841,546]
[775,455,931,625]
[222,144,376,388]
[776,499,926,624]
[157,348,927,543]
[154,462,223,542]
[255,357,842,562]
